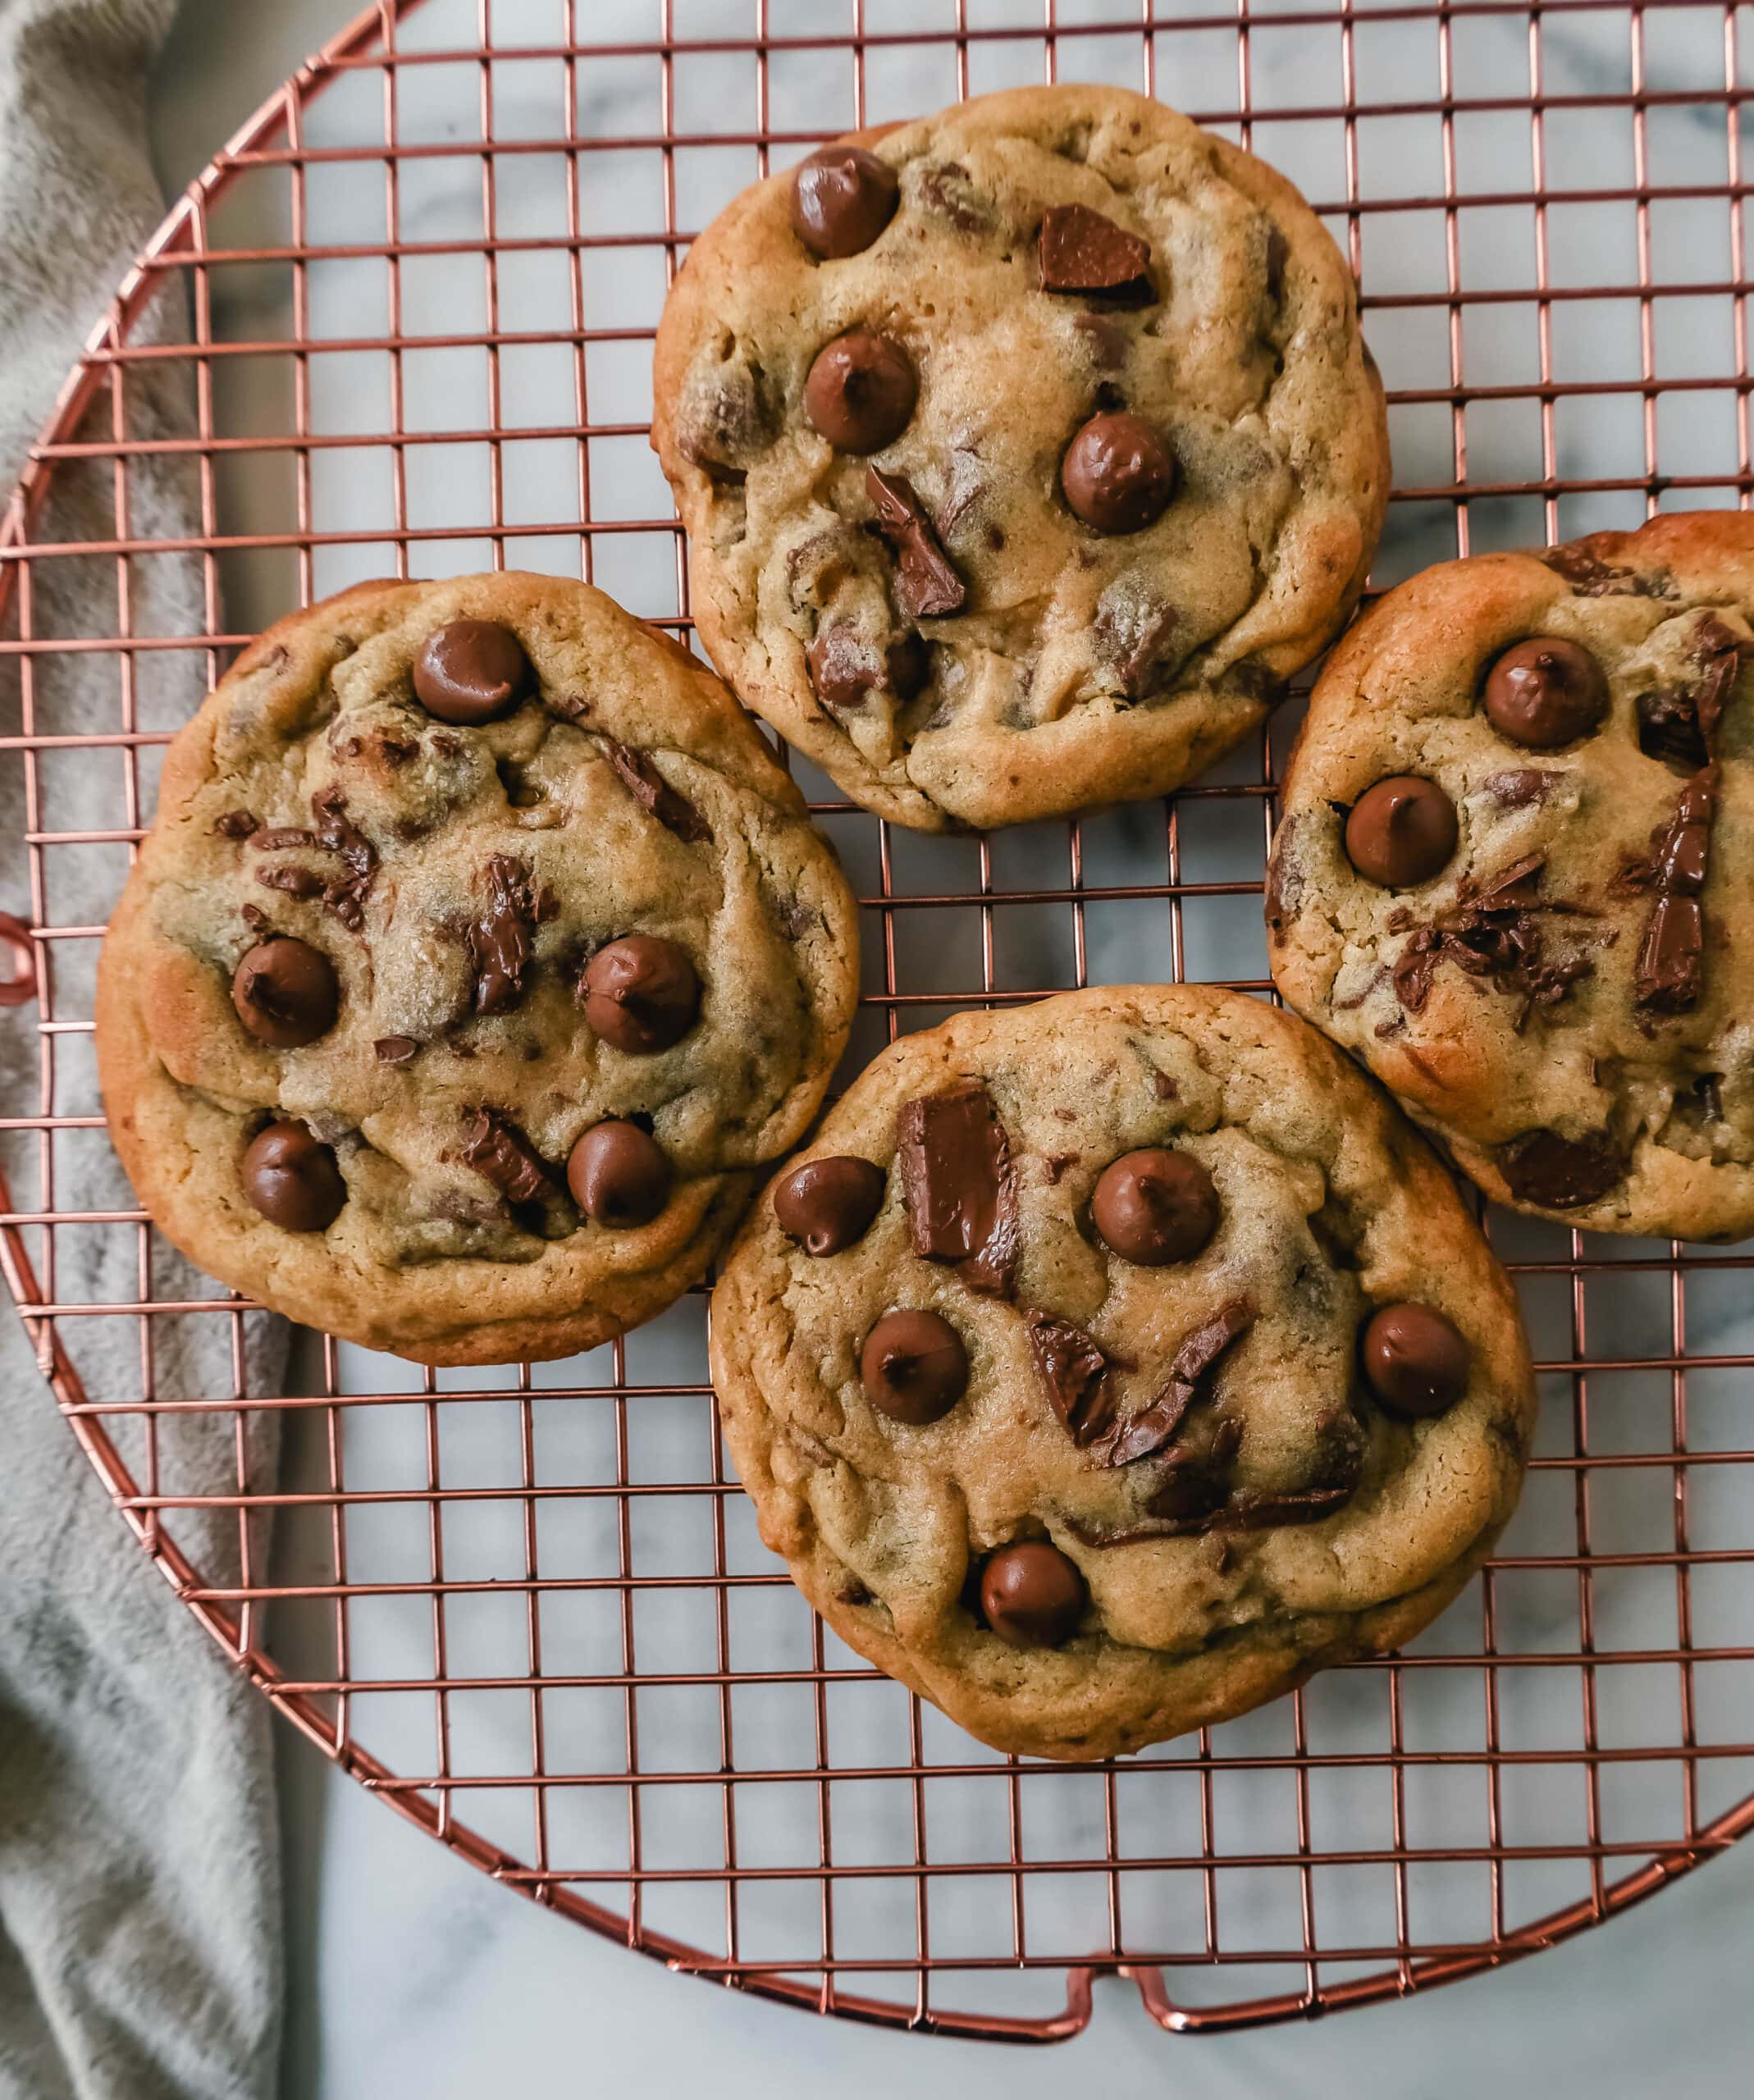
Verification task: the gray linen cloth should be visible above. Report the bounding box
[0,2,282,2094]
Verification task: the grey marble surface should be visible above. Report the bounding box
[139,3,1754,2095]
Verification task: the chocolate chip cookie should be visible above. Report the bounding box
[96,574,860,1364]
[1268,512,1754,1242]
[710,987,1532,1761]
[652,84,1389,832]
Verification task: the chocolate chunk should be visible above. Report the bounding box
[866,465,967,619]
[310,787,377,932]
[897,1079,1019,1295]
[1634,770,1717,1014]
[254,864,325,900]
[413,619,532,725]
[1264,815,1303,934]
[861,1308,968,1425]
[1060,411,1175,535]
[1344,776,1459,888]
[916,160,992,236]
[466,853,541,1016]
[601,737,713,844]
[1360,1302,1471,1419]
[1025,1309,1118,1448]
[1500,1127,1627,1209]
[1037,203,1153,300]
[790,143,899,259]
[565,1120,669,1227]
[1094,587,1179,700]
[581,934,700,1053]
[374,1035,419,1065]
[773,1155,886,1256]
[675,358,778,483]
[461,1108,554,1206]
[1092,1148,1220,1267]
[806,623,925,716]
[214,809,258,839]
[1095,1298,1254,1468]
[804,331,917,454]
[1636,621,1743,770]
[231,936,339,1048]
[253,827,317,851]
[980,1541,1085,1648]
[1391,854,1595,1029]
[1482,768,1563,808]
[1482,636,1609,749]
[241,1121,346,1232]
[1542,539,1674,599]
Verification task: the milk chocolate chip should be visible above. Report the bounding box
[773,1156,886,1255]
[980,1542,1086,1650]
[231,937,339,1048]
[1060,412,1175,534]
[1360,1303,1471,1419]
[860,1308,968,1424]
[804,331,916,454]
[1344,777,1459,888]
[582,935,700,1053]
[790,144,900,259]
[242,1121,345,1231]
[1483,637,1608,749]
[566,1121,670,1227]
[1092,1148,1218,1267]
[413,619,532,725]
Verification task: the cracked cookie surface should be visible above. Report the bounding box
[1268,512,1754,1242]
[709,987,1532,1761]
[652,84,1388,832]
[96,573,859,1364]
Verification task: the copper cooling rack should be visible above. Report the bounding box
[2,0,1753,2043]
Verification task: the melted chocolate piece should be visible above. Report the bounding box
[601,738,713,844]
[311,787,377,932]
[866,466,966,619]
[804,331,917,454]
[460,1108,553,1205]
[253,827,317,851]
[1037,203,1153,300]
[1093,591,1179,700]
[582,934,700,1053]
[1391,854,1595,1030]
[231,936,339,1048]
[897,1079,1019,1296]
[1636,618,1743,770]
[213,809,258,839]
[1264,815,1302,934]
[1094,1298,1254,1468]
[1091,1148,1219,1267]
[916,160,992,236]
[374,1035,419,1065]
[465,854,541,1015]
[1025,1309,1118,1448]
[1500,1127,1627,1209]
[1060,412,1176,535]
[861,1308,968,1425]
[1344,776,1459,888]
[255,865,324,900]
[979,1542,1086,1649]
[1482,768,1563,808]
[1071,310,1130,370]
[1483,636,1609,749]
[1633,769,1717,1014]
[806,623,925,716]
[413,619,532,724]
[241,1121,345,1232]
[1542,540,1674,599]
[773,1155,886,1256]
[789,144,900,259]
[1360,1302,1471,1419]
[566,1121,669,1227]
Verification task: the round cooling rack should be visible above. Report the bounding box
[3,0,1754,2043]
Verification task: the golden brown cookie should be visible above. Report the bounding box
[653,84,1388,832]
[710,988,1533,1761]
[1268,512,1754,1242]
[97,573,859,1364]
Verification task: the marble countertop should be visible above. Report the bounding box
[144,3,1754,2094]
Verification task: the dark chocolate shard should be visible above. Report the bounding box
[1391,853,1595,1029]
[1037,203,1153,301]
[1094,1299,1254,1469]
[1500,1127,1627,1209]
[866,465,967,620]
[459,1108,552,1205]
[214,809,259,839]
[897,1079,1019,1296]
[1025,1308,1118,1448]
[467,853,541,1016]
[601,737,713,845]
[1633,769,1717,1014]
[374,1035,420,1065]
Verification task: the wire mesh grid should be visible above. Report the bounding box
[2,0,1753,2043]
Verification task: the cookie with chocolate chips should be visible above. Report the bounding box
[1268,511,1754,1242]
[710,987,1532,1760]
[96,573,859,1364]
[652,83,1388,832]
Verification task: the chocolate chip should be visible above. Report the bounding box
[1025,1308,1118,1447]
[979,1542,1085,1649]
[214,809,258,839]
[1037,203,1153,299]
[860,1308,968,1424]
[461,1108,553,1205]
[1344,777,1459,888]
[241,1121,346,1231]
[1094,1299,1254,1469]
[1634,770,1717,1014]
[566,1121,669,1228]
[582,934,700,1053]
[413,619,532,725]
[789,143,899,259]
[897,1080,1019,1295]
[1483,637,1609,749]
[773,1155,886,1255]
[803,331,917,454]
[1091,1148,1219,1267]
[866,465,966,619]
[601,737,713,845]
[231,937,339,1048]
[1500,1127,1627,1209]
[806,623,925,716]
[1360,1302,1471,1419]
[1060,412,1175,534]
[374,1035,419,1065]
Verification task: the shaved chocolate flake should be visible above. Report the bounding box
[601,738,712,844]
[311,787,378,932]
[1542,539,1674,599]
[1094,1299,1254,1468]
[1026,1308,1119,1447]
[897,1079,1019,1296]
[1483,768,1563,808]
[1633,769,1718,1014]
[459,1108,552,1205]
[374,1035,419,1065]
[1037,203,1153,302]
[213,809,258,839]
[866,465,966,620]
[467,853,542,1016]
[1391,854,1595,1029]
